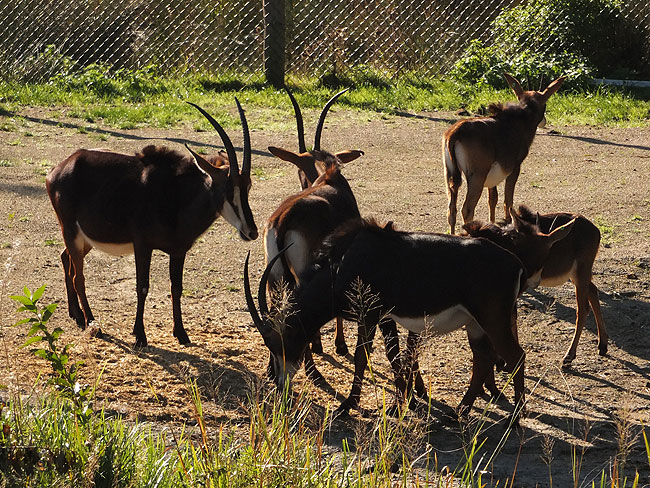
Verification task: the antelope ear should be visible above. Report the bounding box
[268,146,299,162]
[504,73,524,99]
[185,144,227,184]
[541,76,566,101]
[462,221,483,236]
[510,207,527,230]
[335,150,364,164]
[269,146,319,181]
[546,218,575,245]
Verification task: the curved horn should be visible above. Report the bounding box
[235,97,251,175]
[258,243,293,319]
[244,251,269,333]
[313,88,349,151]
[187,101,239,177]
[285,87,306,153]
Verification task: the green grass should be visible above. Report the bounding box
[3,285,649,487]
[1,71,649,130]
[593,215,618,247]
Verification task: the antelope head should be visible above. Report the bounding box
[504,73,566,129]
[269,87,364,189]
[244,248,306,389]
[186,100,258,241]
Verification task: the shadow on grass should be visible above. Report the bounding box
[14,113,276,159]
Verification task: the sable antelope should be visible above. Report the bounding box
[463,205,606,366]
[443,74,565,234]
[264,88,364,376]
[246,218,532,421]
[46,100,258,347]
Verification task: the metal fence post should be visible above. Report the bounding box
[264,0,285,88]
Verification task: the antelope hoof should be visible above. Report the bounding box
[134,336,148,349]
[73,315,86,329]
[335,342,349,356]
[174,329,191,345]
[335,398,359,417]
[598,342,608,356]
[561,356,574,368]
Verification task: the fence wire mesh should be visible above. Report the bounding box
[1,0,649,83]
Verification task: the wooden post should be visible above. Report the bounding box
[264,0,285,88]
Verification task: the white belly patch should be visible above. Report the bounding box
[539,261,577,287]
[484,162,509,188]
[390,304,478,336]
[77,224,134,256]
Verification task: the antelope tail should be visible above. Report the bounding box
[443,134,462,192]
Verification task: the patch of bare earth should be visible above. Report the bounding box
[0,106,649,485]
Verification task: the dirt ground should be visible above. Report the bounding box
[1,104,649,486]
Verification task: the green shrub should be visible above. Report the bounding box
[52,63,168,101]
[451,0,647,89]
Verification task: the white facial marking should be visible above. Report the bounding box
[390,304,477,335]
[77,224,134,256]
[220,189,243,232]
[274,356,300,391]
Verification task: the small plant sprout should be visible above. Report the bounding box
[11,285,95,424]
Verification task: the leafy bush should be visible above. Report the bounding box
[3,45,77,83]
[52,63,168,101]
[451,0,647,89]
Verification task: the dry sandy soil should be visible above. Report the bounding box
[0,104,649,486]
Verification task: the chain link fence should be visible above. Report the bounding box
[1,0,649,84]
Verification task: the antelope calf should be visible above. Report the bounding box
[246,219,544,422]
[464,205,607,366]
[264,88,363,377]
[443,74,565,234]
[46,100,258,347]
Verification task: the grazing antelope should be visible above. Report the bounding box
[463,205,606,366]
[46,100,258,347]
[443,74,565,234]
[265,88,363,376]
[247,218,536,421]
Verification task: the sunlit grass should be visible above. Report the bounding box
[1,71,648,130]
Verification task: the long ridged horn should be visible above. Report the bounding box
[243,245,293,333]
[284,87,306,153]
[235,97,251,175]
[244,251,266,332]
[313,88,349,151]
[187,101,239,177]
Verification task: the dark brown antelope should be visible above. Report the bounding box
[246,218,532,422]
[443,74,565,234]
[46,100,258,347]
[264,88,364,377]
[463,205,606,366]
